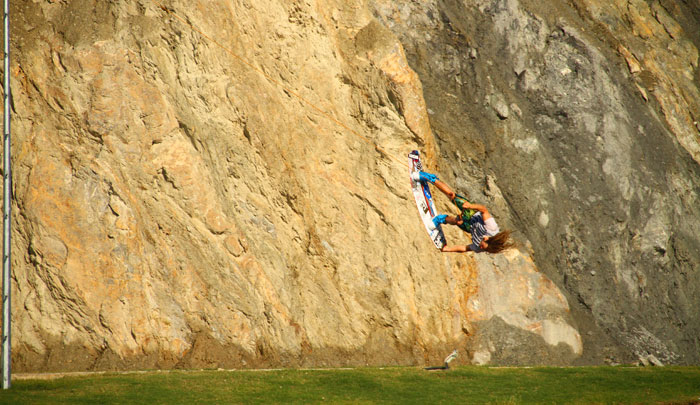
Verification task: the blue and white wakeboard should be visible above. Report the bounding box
[409,150,446,249]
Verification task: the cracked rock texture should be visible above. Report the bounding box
[371,0,700,365]
[3,0,699,371]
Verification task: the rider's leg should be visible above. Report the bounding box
[431,214,463,228]
[433,180,457,201]
[443,215,463,226]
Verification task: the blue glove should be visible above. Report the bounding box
[419,171,438,184]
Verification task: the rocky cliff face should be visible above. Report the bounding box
[5,0,699,372]
[371,0,700,364]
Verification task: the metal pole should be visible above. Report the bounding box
[1,0,10,390]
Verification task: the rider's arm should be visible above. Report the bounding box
[440,245,471,253]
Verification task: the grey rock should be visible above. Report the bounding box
[375,0,700,365]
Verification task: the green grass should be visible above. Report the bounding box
[1,366,699,404]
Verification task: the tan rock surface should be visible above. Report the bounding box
[7,0,580,371]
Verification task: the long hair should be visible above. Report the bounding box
[484,230,516,254]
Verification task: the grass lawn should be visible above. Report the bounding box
[1,366,699,404]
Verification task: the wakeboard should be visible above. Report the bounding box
[409,150,446,249]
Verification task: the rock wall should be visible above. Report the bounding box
[3,0,698,371]
[371,0,700,364]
